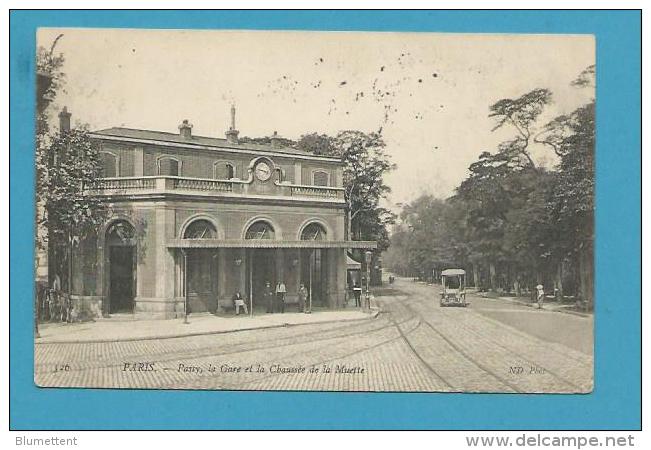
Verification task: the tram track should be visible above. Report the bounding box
[426,303,587,392]
[400,281,592,367]
[35,282,592,392]
[395,290,588,392]
[176,318,423,391]
[378,296,523,392]
[35,312,409,377]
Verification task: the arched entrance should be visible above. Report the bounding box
[105,220,136,314]
[300,223,328,308]
[184,219,218,313]
[244,221,276,308]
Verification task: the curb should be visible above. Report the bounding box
[485,295,592,318]
[35,309,381,345]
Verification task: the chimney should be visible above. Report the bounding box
[179,119,193,139]
[225,104,239,144]
[58,106,71,133]
[270,131,283,148]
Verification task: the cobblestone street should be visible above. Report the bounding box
[34,278,593,393]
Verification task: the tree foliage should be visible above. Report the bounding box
[385,72,594,308]
[36,39,108,291]
[297,131,397,252]
[37,128,107,246]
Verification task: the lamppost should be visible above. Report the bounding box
[364,250,373,312]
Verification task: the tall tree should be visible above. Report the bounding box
[489,88,552,169]
[36,40,108,295]
[297,131,396,252]
[536,65,595,309]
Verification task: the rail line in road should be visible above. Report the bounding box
[389,280,592,393]
[399,300,525,392]
[35,283,592,392]
[404,281,593,366]
[36,315,386,373]
[376,295,522,392]
[385,313,456,391]
[36,311,422,389]
[204,318,423,391]
[429,303,588,391]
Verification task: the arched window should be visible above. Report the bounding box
[106,220,135,245]
[214,162,235,179]
[301,223,326,241]
[245,221,275,240]
[158,157,180,176]
[100,152,118,177]
[313,170,329,187]
[184,220,217,239]
[226,163,235,179]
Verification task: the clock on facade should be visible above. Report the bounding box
[254,161,272,181]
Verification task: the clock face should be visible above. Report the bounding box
[255,161,272,181]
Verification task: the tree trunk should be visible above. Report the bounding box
[554,261,564,302]
[514,277,521,297]
[345,208,351,241]
[68,234,73,295]
[473,262,480,288]
[578,244,594,310]
[489,261,496,291]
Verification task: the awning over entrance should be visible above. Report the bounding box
[166,239,377,249]
[347,254,362,270]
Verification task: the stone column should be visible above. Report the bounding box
[276,248,284,284]
[327,248,347,308]
[149,207,176,318]
[217,248,227,311]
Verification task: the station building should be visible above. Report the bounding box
[67,107,375,319]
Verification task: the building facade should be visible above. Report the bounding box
[67,108,375,319]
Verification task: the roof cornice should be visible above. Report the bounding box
[90,133,343,164]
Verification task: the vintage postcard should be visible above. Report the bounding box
[33,28,594,393]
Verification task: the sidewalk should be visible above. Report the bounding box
[479,292,592,318]
[36,303,380,344]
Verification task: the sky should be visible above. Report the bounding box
[37,28,595,210]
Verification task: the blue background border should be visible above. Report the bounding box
[9,10,641,430]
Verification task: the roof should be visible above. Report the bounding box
[442,269,466,276]
[92,127,339,160]
[347,255,362,270]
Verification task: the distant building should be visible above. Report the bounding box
[64,107,375,319]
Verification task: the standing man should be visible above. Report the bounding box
[536,284,545,309]
[276,281,287,313]
[264,281,274,313]
[298,283,308,313]
[353,282,362,308]
[49,273,62,321]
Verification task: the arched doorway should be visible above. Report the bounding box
[300,223,328,307]
[106,220,136,314]
[244,221,276,308]
[184,219,218,313]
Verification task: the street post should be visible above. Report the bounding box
[364,250,372,312]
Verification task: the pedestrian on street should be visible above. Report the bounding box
[298,283,308,313]
[353,282,362,308]
[276,281,287,313]
[536,284,545,309]
[264,281,274,313]
[49,273,62,321]
[232,291,248,315]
